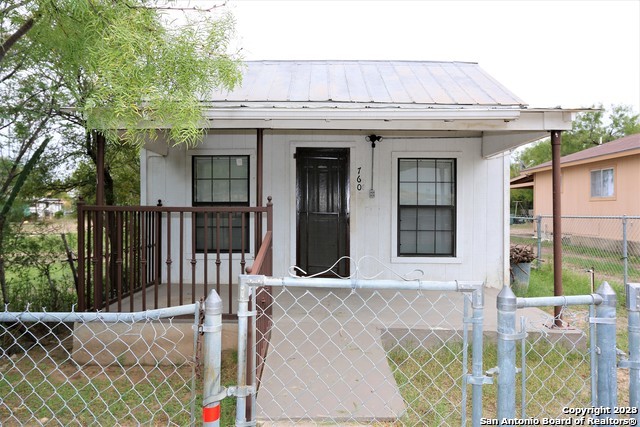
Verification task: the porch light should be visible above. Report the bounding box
[365,134,382,198]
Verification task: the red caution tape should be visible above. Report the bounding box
[203,404,220,422]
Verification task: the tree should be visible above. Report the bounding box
[0,0,242,305]
[514,104,640,171]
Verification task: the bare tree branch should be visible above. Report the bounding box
[0,17,35,64]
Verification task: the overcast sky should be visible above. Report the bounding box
[223,0,640,113]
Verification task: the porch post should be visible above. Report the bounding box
[96,131,106,206]
[551,130,563,325]
[256,129,264,251]
[94,131,106,309]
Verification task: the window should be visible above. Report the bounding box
[192,155,249,252]
[398,158,456,256]
[590,168,614,198]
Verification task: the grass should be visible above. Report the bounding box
[387,341,595,426]
[0,327,239,426]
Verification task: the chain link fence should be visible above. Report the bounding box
[241,277,486,426]
[0,304,200,425]
[510,215,640,292]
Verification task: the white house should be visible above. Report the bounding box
[132,60,574,294]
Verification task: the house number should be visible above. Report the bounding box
[356,167,363,191]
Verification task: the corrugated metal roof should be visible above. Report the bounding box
[527,133,640,171]
[206,60,526,108]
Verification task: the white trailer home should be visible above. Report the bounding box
[77,60,575,314]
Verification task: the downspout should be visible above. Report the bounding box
[551,130,563,326]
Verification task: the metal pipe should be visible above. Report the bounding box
[589,304,597,407]
[551,130,563,326]
[623,216,628,287]
[520,316,526,418]
[536,215,542,270]
[516,294,603,309]
[497,286,517,420]
[202,290,223,427]
[0,303,198,323]
[236,276,250,425]
[595,281,617,419]
[262,276,482,292]
[461,295,469,426]
[626,283,640,421]
[471,289,484,427]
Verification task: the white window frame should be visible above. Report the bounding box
[391,151,463,264]
[590,167,615,198]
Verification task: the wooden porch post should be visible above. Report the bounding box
[96,131,105,206]
[551,130,563,325]
[94,131,105,309]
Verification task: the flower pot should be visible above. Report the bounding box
[510,261,531,297]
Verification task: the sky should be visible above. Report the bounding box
[219,0,640,113]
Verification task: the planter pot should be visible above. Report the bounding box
[510,261,532,297]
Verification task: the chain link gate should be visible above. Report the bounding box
[495,282,640,425]
[214,275,488,426]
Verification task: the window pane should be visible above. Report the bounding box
[590,170,600,197]
[399,160,417,181]
[211,180,230,202]
[437,160,453,182]
[399,231,417,254]
[417,231,435,254]
[195,158,212,179]
[436,208,453,230]
[417,183,436,205]
[435,231,453,254]
[230,180,249,202]
[437,183,454,205]
[230,156,249,178]
[400,207,417,231]
[417,159,436,182]
[210,157,229,179]
[417,208,436,230]
[195,180,212,203]
[399,183,417,204]
[603,169,614,196]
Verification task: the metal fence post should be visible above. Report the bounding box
[471,287,485,426]
[497,286,517,420]
[626,282,640,421]
[595,281,617,419]
[536,215,542,269]
[622,216,628,287]
[202,290,223,427]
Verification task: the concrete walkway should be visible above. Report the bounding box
[255,286,571,424]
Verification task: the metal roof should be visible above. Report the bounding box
[206,60,526,108]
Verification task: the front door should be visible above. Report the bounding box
[296,148,350,276]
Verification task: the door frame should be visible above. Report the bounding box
[289,144,352,276]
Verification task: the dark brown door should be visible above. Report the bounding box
[296,148,350,276]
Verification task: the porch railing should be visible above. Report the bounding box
[76,198,273,316]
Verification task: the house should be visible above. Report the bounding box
[29,198,64,217]
[510,133,640,245]
[77,60,576,313]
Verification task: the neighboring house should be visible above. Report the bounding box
[29,198,64,217]
[78,60,576,312]
[510,133,640,243]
